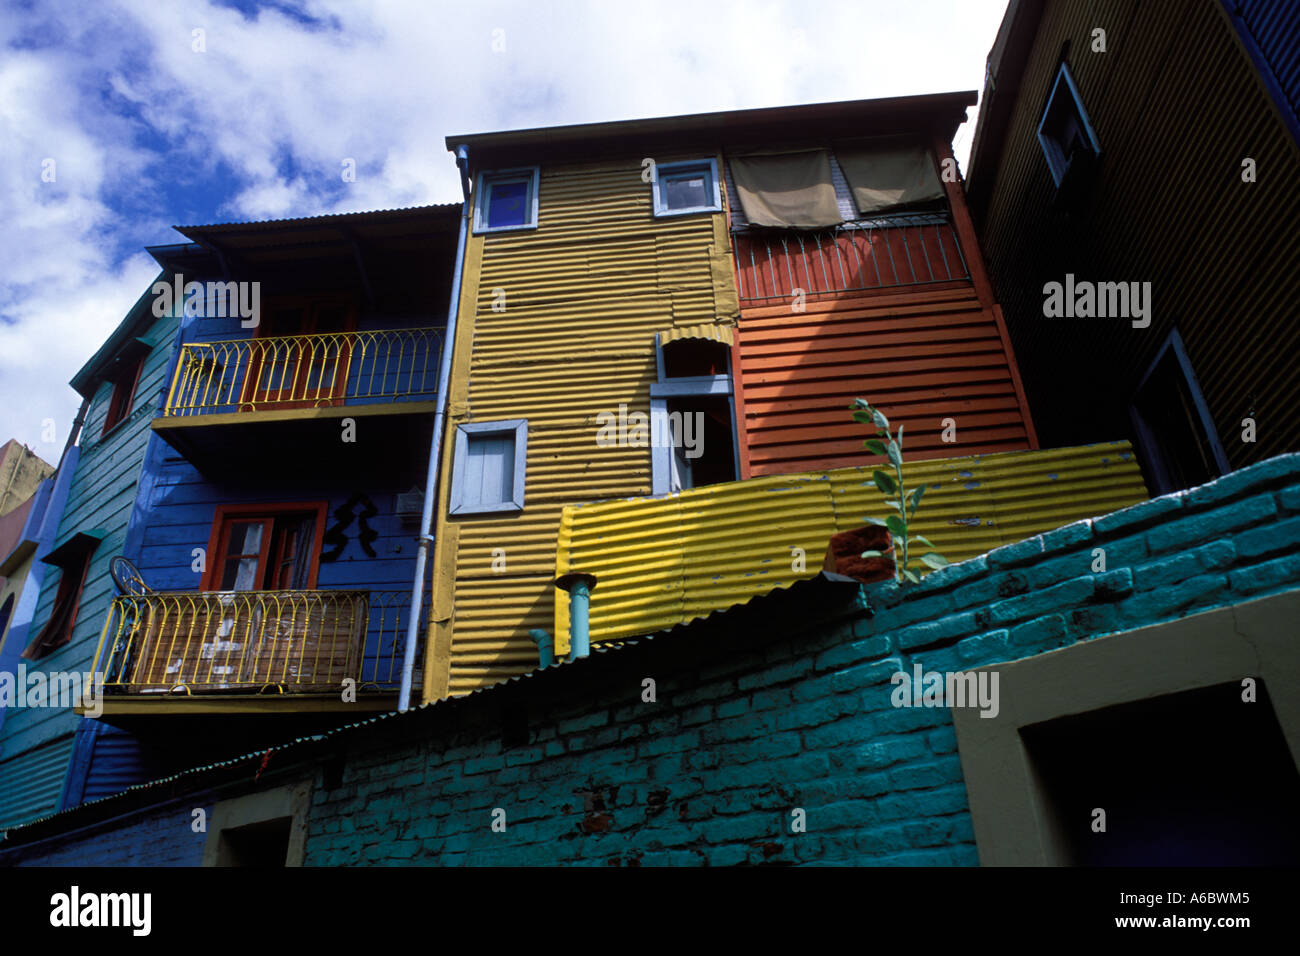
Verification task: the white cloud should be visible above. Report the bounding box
[0,0,1006,451]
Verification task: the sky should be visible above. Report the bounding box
[0,0,1008,457]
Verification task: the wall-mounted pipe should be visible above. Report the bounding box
[528,629,555,668]
[554,572,598,661]
[399,144,472,712]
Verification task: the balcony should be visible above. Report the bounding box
[152,327,442,477]
[732,213,969,308]
[90,588,421,714]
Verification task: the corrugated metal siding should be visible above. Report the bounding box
[978,0,1300,468]
[0,737,73,831]
[81,726,156,804]
[556,441,1148,644]
[433,156,739,696]
[738,286,1033,475]
[0,309,179,763]
[1233,0,1300,132]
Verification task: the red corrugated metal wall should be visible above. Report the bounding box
[735,286,1035,476]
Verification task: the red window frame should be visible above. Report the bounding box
[23,549,93,660]
[102,351,146,436]
[201,502,328,592]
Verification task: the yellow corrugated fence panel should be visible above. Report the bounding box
[556,441,1148,646]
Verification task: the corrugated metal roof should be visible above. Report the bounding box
[447,92,977,158]
[555,441,1148,645]
[177,202,461,233]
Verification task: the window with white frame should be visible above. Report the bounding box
[650,335,738,494]
[1037,62,1102,187]
[652,159,722,217]
[449,420,528,515]
[473,168,540,234]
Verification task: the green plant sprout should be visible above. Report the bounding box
[850,398,950,584]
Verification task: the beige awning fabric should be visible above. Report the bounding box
[729,149,843,229]
[836,143,945,214]
[657,324,734,347]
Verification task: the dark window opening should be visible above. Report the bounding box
[667,395,736,490]
[24,548,94,660]
[217,817,292,867]
[1023,681,1300,866]
[1038,63,1101,189]
[662,339,728,378]
[1130,342,1223,495]
[102,352,146,436]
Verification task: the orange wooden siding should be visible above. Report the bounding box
[736,286,1035,476]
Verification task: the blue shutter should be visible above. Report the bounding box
[463,435,514,509]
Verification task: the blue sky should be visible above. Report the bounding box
[0,0,1007,455]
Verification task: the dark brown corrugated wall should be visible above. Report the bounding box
[976,0,1300,468]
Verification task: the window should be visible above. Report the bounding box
[449,420,528,515]
[650,332,739,494]
[473,168,540,233]
[951,591,1300,865]
[202,503,328,591]
[203,782,311,867]
[1037,62,1101,187]
[652,159,723,217]
[1128,330,1229,495]
[24,532,101,660]
[243,297,356,408]
[101,350,146,436]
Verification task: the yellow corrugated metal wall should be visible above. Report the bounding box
[424,155,740,699]
[555,441,1148,645]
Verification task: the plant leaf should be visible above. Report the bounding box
[859,550,884,558]
[887,438,902,468]
[920,552,950,569]
[850,398,870,410]
[902,568,921,584]
[885,514,907,536]
[907,484,926,514]
[872,409,889,431]
[863,438,887,456]
[872,470,897,495]
[861,517,887,527]
[909,535,936,549]
[852,410,875,425]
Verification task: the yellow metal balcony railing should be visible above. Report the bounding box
[91,590,421,695]
[162,327,441,417]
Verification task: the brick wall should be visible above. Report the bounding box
[6,453,1299,866]
[4,796,212,866]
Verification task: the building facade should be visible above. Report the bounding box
[965,0,1300,494]
[427,94,1148,694]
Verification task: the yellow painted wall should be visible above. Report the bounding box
[554,441,1148,645]
[424,155,739,699]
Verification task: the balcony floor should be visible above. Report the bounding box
[152,400,438,479]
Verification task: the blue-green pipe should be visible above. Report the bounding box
[567,579,591,661]
[528,629,554,668]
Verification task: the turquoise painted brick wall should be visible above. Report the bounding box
[299,453,1300,866]
[5,453,1299,866]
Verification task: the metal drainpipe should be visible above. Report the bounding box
[398,144,472,712]
[554,572,598,661]
[528,629,555,668]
